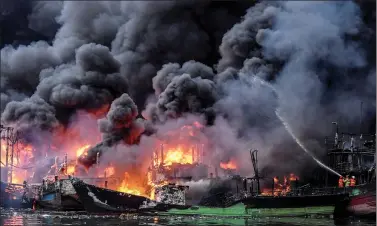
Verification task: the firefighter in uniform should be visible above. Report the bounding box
[344,175,350,187]
[338,176,344,188]
[350,176,356,186]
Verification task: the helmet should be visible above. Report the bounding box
[352,176,355,179]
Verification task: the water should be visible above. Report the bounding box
[275,109,342,177]
[252,76,342,177]
[0,209,374,226]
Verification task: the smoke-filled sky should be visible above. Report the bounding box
[1,0,375,177]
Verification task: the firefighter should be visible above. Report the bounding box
[338,176,344,188]
[350,176,356,186]
[344,175,350,187]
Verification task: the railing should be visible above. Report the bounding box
[247,184,371,198]
[325,134,376,151]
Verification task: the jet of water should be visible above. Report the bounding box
[275,109,342,177]
[252,76,342,177]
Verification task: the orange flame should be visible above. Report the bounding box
[117,172,150,198]
[105,166,115,177]
[1,139,34,183]
[67,165,76,175]
[261,173,299,196]
[76,144,91,158]
[163,146,193,166]
[220,159,237,170]
[289,173,299,181]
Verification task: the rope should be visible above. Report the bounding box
[0,161,34,169]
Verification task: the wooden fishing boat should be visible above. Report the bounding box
[0,181,34,209]
[345,182,376,219]
[36,176,84,211]
[243,192,349,218]
[69,176,192,213]
[325,131,376,219]
[69,177,150,213]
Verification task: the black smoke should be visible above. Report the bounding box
[1,1,375,174]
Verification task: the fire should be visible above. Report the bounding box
[1,139,35,184]
[67,165,76,175]
[261,173,300,196]
[117,172,150,198]
[273,176,279,184]
[76,145,90,158]
[113,121,206,199]
[220,159,237,170]
[104,166,115,177]
[163,146,193,166]
[289,173,299,181]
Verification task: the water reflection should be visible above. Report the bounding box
[0,208,375,226]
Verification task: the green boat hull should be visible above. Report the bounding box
[158,203,335,218]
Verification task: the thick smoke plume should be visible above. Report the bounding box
[98,93,144,144]
[1,1,375,179]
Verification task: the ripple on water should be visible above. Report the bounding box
[0,208,375,226]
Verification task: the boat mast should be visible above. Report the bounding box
[250,149,260,195]
[359,101,363,135]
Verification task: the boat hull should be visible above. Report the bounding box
[244,194,350,218]
[347,191,376,219]
[37,179,84,211]
[70,178,150,213]
[0,181,33,209]
[37,192,83,211]
[159,203,337,218]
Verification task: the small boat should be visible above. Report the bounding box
[346,182,376,219]
[0,181,34,209]
[325,131,376,219]
[36,176,84,211]
[70,176,193,214]
[69,177,150,213]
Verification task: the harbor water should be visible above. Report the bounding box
[0,209,375,226]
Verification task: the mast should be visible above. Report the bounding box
[65,153,68,175]
[160,144,164,166]
[250,149,260,195]
[359,101,363,135]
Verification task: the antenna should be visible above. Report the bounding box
[250,149,260,195]
[65,153,68,175]
[160,144,164,166]
[359,101,363,135]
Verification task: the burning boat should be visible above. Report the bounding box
[324,128,376,219]
[0,181,35,209]
[240,150,351,218]
[36,158,121,211]
[69,176,150,213]
[69,176,190,213]
[36,175,84,211]
[160,150,350,218]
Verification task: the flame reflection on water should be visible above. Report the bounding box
[0,209,375,226]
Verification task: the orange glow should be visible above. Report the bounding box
[112,121,205,199]
[76,145,91,158]
[117,172,150,198]
[220,159,237,170]
[105,166,115,177]
[67,165,76,175]
[163,146,193,166]
[1,110,102,183]
[1,119,209,198]
[1,139,34,183]
[261,173,300,196]
[289,173,299,181]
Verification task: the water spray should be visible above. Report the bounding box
[253,76,342,177]
[275,109,342,177]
